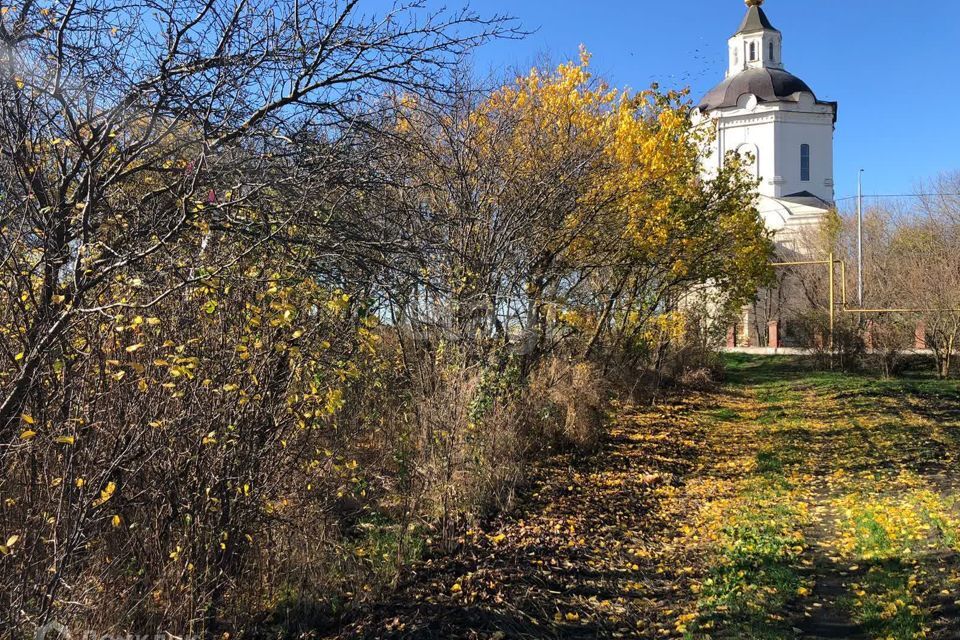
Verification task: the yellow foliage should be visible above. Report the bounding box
[394,48,770,353]
[94,481,117,507]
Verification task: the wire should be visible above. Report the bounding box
[835,192,960,202]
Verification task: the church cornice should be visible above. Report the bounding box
[710,109,835,127]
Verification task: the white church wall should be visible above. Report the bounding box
[706,104,834,205]
[771,109,835,202]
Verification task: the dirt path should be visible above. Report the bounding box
[331,399,708,638]
[326,357,960,639]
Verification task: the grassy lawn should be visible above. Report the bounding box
[678,355,960,639]
[327,355,960,639]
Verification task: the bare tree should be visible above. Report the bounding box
[0,0,517,435]
[0,0,517,632]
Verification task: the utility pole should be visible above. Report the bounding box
[829,251,835,353]
[857,169,864,307]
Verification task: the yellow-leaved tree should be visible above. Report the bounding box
[390,48,772,371]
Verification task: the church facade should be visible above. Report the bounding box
[695,0,837,247]
[693,0,838,347]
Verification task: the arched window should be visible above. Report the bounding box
[736,143,760,180]
[800,144,811,182]
[769,42,775,61]
[749,42,757,61]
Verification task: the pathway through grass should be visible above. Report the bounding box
[324,356,960,639]
[676,356,960,639]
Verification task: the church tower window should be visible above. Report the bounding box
[749,42,757,61]
[800,144,811,182]
[769,42,774,61]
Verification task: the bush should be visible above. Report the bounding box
[678,367,722,391]
[791,310,864,371]
[528,359,607,452]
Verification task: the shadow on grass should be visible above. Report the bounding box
[287,357,960,640]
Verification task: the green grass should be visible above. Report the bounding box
[689,478,808,639]
[843,566,925,640]
[684,355,960,639]
[689,390,810,639]
[722,353,959,397]
[754,445,803,475]
[352,511,427,581]
[852,510,895,557]
[709,406,741,422]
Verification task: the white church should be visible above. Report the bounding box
[693,0,838,346]
[695,0,836,243]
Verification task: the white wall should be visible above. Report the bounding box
[728,32,783,76]
[771,101,835,201]
[700,99,835,203]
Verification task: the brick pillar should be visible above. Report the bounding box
[726,325,737,349]
[768,320,780,350]
[915,321,927,350]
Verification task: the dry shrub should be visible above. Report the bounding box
[397,353,609,553]
[528,358,607,452]
[792,310,865,371]
[678,367,720,391]
[863,316,916,377]
[393,357,525,549]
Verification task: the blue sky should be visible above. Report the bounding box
[382,0,960,202]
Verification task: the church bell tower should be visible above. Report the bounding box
[696,0,838,239]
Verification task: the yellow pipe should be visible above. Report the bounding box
[770,257,840,350]
[768,256,960,330]
[770,260,833,267]
[839,260,847,307]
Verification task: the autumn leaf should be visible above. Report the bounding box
[93,482,117,507]
[0,535,18,556]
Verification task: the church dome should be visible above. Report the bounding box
[699,67,815,112]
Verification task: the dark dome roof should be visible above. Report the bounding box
[699,68,815,112]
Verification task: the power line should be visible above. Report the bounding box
[836,192,960,202]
